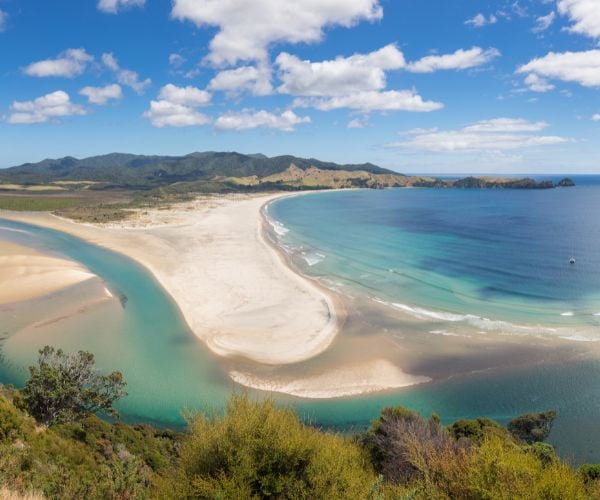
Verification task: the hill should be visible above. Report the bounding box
[0,152,403,190]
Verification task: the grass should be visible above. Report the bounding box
[0,196,81,211]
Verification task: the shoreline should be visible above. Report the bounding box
[0,191,434,398]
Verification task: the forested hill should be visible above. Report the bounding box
[0,152,575,192]
[0,152,401,189]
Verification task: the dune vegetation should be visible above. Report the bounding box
[1,346,599,499]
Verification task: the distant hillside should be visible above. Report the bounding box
[0,152,575,193]
[0,152,401,190]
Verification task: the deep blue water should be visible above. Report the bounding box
[268,177,600,463]
[270,178,600,334]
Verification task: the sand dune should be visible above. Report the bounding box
[0,241,96,304]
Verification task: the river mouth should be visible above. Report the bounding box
[2,183,600,464]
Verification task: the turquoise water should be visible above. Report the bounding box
[1,179,600,463]
[0,218,230,427]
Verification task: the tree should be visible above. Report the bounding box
[508,410,556,444]
[22,346,127,425]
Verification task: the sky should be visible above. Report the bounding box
[0,0,599,174]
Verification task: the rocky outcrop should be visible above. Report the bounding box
[557,177,575,187]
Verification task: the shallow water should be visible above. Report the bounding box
[1,178,600,463]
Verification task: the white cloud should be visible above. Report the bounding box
[524,73,555,92]
[0,9,7,32]
[102,53,151,94]
[558,0,600,39]
[406,47,500,73]
[169,53,186,68]
[98,0,145,14]
[214,110,310,131]
[387,118,569,153]
[593,113,600,121]
[143,84,211,128]
[276,44,405,96]
[347,118,365,129]
[294,90,443,113]
[518,50,600,88]
[171,0,383,65]
[465,13,497,27]
[463,118,548,133]
[23,48,93,78]
[7,91,87,124]
[533,11,556,33]
[157,83,211,106]
[79,84,123,105]
[209,65,273,96]
[144,101,211,127]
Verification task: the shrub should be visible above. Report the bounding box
[507,411,556,444]
[367,406,462,484]
[448,417,505,444]
[158,393,377,499]
[580,464,600,484]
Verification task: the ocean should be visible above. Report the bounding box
[1,176,600,463]
[267,176,600,463]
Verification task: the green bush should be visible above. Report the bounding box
[158,393,377,499]
[580,463,600,484]
[508,411,556,444]
[448,417,505,444]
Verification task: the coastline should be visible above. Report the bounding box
[0,191,432,398]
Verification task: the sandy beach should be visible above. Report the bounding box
[0,240,96,304]
[0,192,429,397]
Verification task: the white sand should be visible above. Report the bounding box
[0,193,430,396]
[0,241,96,304]
[0,194,337,365]
[229,359,431,399]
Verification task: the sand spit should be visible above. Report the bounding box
[0,240,96,304]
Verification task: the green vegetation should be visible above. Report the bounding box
[1,346,599,499]
[22,346,127,426]
[0,196,81,211]
[508,410,557,444]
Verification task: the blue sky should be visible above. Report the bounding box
[0,0,599,173]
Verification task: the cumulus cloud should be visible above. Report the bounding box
[79,84,123,105]
[533,11,556,33]
[558,0,600,39]
[386,118,568,153]
[143,84,211,127]
[171,0,383,65]
[98,0,145,14]
[157,83,211,106]
[7,91,87,124]
[276,44,405,96]
[214,110,310,131]
[406,47,500,73]
[347,118,365,129]
[0,9,7,32]
[102,53,151,94]
[518,50,600,88]
[593,113,600,121]
[465,13,497,27]
[209,65,273,96]
[294,90,443,113]
[524,73,555,92]
[24,48,93,78]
